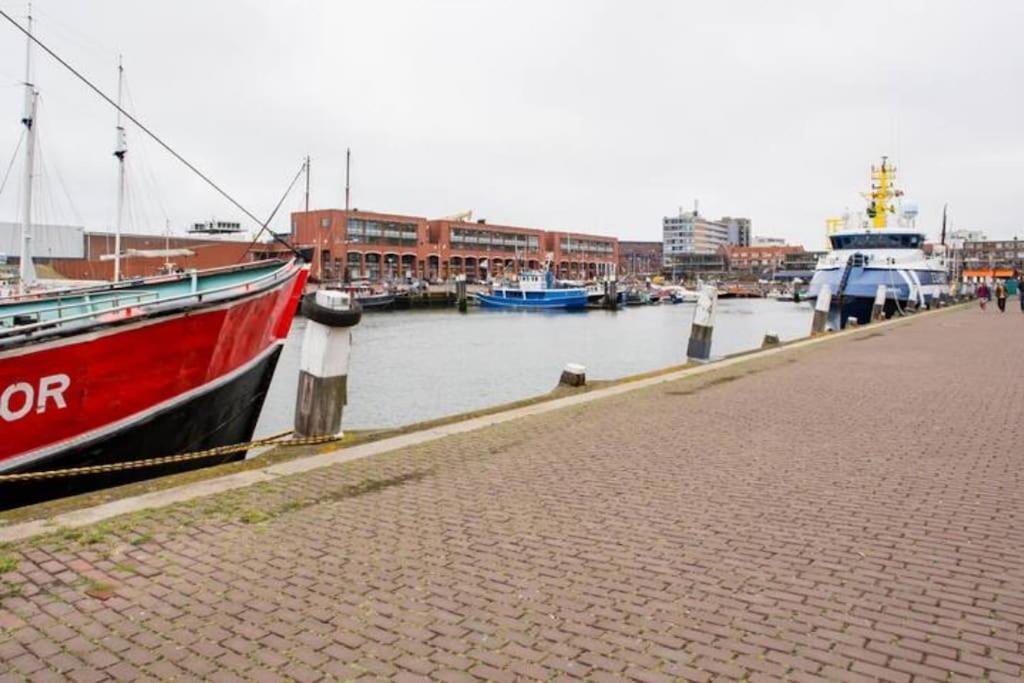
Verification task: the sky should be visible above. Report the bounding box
[0,0,1021,249]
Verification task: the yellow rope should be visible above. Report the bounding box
[0,433,340,482]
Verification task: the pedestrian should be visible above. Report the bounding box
[977,281,989,310]
[996,280,1008,313]
[1018,275,1024,312]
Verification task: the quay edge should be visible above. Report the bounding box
[0,301,972,542]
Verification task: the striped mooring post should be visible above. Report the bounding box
[686,285,718,362]
[811,283,831,335]
[455,274,468,313]
[871,284,886,321]
[294,290,362,438]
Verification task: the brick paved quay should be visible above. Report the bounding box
[2,306,1023,682]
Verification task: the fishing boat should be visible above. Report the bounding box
[0,11,309,506]
[476,270,587,310]
[0,260,307,504]
[807,157,950,327]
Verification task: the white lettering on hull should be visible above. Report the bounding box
[1,374,71,422]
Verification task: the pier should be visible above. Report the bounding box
[2,305,1023,681]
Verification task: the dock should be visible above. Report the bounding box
[2,304,1023,681]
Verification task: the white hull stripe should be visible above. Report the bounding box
[0,341,284,474]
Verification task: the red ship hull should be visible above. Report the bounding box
[0,260,307,507]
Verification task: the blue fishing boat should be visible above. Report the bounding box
[476,271,588,310]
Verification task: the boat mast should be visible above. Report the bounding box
[306,155,319,280]
[344,147,350,211]
[18,4,38,293]
[113,55,127,281]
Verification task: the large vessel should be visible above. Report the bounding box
[476,270,588,310]
[807,157,950,326]
[0,260,307,505]
[0,11,309,506]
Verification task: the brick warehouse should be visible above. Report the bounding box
[290,209,619,282]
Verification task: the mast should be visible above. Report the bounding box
[344,147,351,211]
[113,55,127,281]
[306,155,319,280]
[18,5,37,293]
[940,203,948,246]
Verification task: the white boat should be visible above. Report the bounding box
[807,157,950,326]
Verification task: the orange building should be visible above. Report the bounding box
[290,209,619,282]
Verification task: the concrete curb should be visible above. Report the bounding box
[0,303,970,542]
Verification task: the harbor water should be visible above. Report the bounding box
[255,298,812,436]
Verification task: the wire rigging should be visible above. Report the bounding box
[0,6,300,257]
[0,129,24,200]
[237,160,308,263]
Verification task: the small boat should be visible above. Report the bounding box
[355,291,395,309]
[477,270,587,310]
[659,285,699,304]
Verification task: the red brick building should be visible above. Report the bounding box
[723,244,804,273]
[47,233,255,280]
[290,209,619,282]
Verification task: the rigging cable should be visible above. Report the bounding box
[236,159,308,263]
[0,129,25,199]
[0,7,301,258]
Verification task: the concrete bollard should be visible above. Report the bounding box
[559,363,586,387]
[811,283,831,335]
[686,285,718,362]
[455,274,468,313]
[871,284,886,321]
[294,290,362,438]
[761,331,781,348]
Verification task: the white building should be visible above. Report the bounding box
[662,210,729,266]
[721,217,751,247]
[0,222,85,260]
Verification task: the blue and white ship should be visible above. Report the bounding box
[476,270,588,310]
[807,157,950,327]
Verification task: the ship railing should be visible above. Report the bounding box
[0,290,162,328]
[0,260,298,340]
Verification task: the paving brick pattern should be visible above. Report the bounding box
[2,307,1023,681]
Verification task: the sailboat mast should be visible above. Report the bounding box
[940,203,948,246]
[113,55,127,281]
[344,147,350,211]
[18,5,37,293]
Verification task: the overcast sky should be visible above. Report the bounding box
[0,0,1021,248]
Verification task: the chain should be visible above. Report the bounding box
[0,433,341,482]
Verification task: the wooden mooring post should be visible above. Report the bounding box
[294,290,362,438]
[686,286,717,362]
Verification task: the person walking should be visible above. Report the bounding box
[1018,275,1024,312]
[996,280,1008,312]
[977,281,990,310]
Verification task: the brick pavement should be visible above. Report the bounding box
[1,306,1023,681]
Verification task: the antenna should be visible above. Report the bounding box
[345,147,351,211]
[113,55,127,281]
